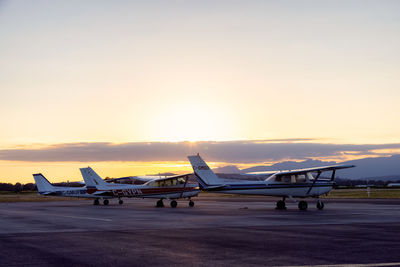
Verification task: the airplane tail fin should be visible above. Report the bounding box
[79,167,109,188]
[33,173,56,194]
[187,155,223,187]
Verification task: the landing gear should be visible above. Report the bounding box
[103,199,109,206]
[119,199,124,205]
[298,200,308,211]
[189,200,195,207]
[316,200,324,210]
[156,199,164,208]
[93,199,99,205]
[276,199,286,210]
[170,200,178,208]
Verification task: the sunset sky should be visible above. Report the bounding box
[1,0,399,183]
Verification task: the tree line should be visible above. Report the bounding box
[0,181,83,192]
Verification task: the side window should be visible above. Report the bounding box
[296,174,306,183]
[282,175,291,183]
[275,176,282,182]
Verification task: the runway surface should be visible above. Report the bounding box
[1,196,400,266]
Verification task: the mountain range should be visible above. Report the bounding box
[213,154,400,180]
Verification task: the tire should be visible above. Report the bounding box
[119,199,123,205]
[189,200,195,207]
[103,199,109,205]
[156,200,164,208]
[316,201,324,210]
[170,200,178,208]
[276,200,286,210]
[298,200,308,211]
[94,199,99,205]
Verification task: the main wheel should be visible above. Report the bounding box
[316,200,324,210]
[156,199,164,208]
[119,199,124,205]
[103,199,109,205]
[94,199,99,205]
[276,200,286,210]
[189,200,195,207]
[170,200,178,208]
[298,200,308,211]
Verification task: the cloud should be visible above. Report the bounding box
[1,141,400,163]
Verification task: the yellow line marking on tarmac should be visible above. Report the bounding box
[282,263,400,267]
[60,215,112,222]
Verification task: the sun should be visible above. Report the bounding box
[146,101,234,142]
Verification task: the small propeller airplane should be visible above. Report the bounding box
[33,173,113,201]
[188,154,355,210]
[80,167,200,207]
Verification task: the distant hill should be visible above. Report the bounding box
[214,155,400,180]
[213,165,241,174]
[241,159,336,173]
[337,155,400,179]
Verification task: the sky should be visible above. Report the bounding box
[0,0,399,183]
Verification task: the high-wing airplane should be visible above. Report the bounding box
[188,155,355,211]
[80,167,200,207]
[33,173,111,200]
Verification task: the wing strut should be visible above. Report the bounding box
[331,169,336,181]
[306,171,321,196]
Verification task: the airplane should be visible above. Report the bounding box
[80,167,200,207]
[33,173,111,200]
[187,154,355,211]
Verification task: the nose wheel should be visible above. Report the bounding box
[316,200,324,210]
[103,199,109,205]
[119,199,124,205]
[189,200,195,207]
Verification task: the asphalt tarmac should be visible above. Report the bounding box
[0,196,400,266]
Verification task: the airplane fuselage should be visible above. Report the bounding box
[201,181,333,198]
[88,184,200,199]
[38,187,102,198]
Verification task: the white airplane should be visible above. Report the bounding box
[80,167,200,208]
[33,173,111,200]
[188,155,355,210]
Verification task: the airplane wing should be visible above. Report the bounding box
[149,173,194,183]
[108,176,153,184]
[247,164,355,176]
[110,174,193,184]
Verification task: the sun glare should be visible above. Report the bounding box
[147,101,234,142]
